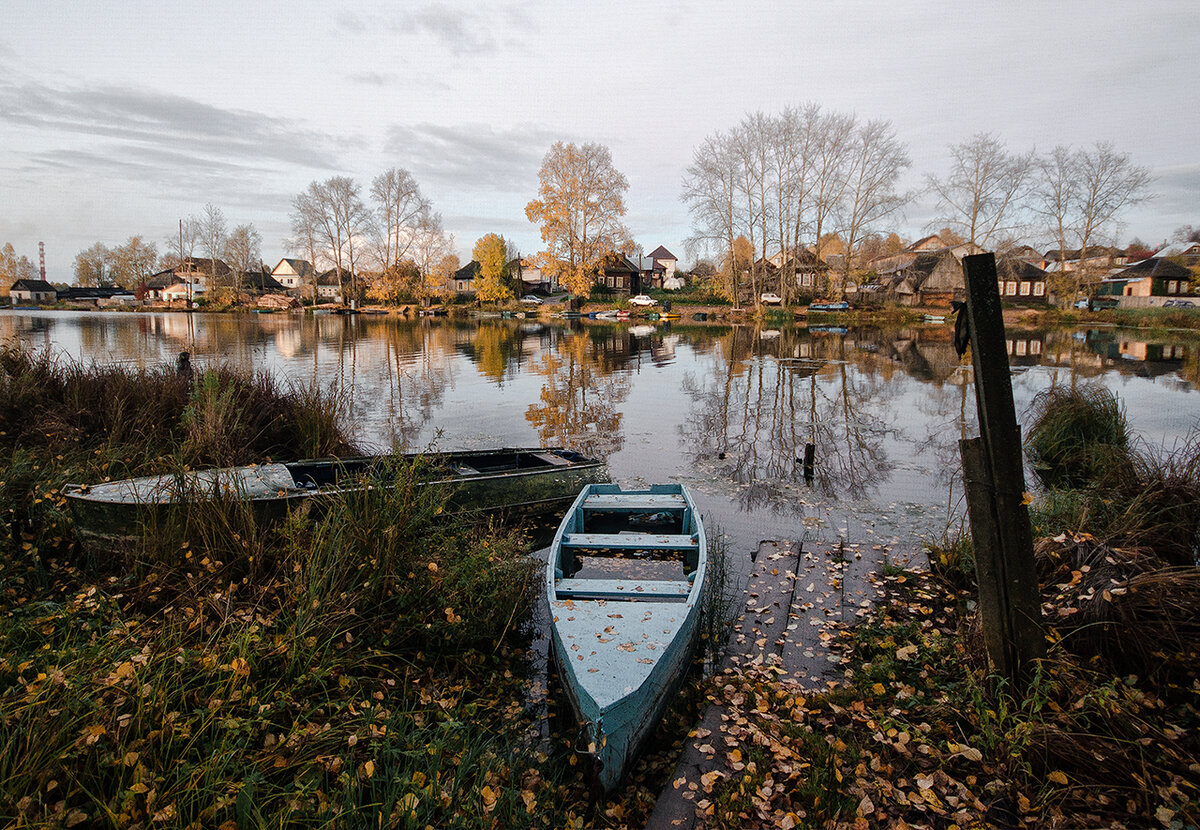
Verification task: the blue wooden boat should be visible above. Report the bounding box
[546,483,707,793]
[806,301,850,313]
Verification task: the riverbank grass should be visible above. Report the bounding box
[1,348,616,828]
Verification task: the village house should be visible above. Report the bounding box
[511,257,557,294]
[995,257,1051,304]
[8,278,58,304]
[453,260,479,295]
[238,268,287,294]
[1095,257,1195,307]
[161,283,207,304]
[646,246,678,279]
[270,258,316,291]
[636,256,667,289]
[594,254,641,293]
[315,268,352,302]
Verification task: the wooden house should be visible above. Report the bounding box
[595,254,640,293]
[995,257,1050,303]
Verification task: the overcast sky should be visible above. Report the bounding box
[2,0,1197,280]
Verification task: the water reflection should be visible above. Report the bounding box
[2,311,1197,550]
[525,328,631,458]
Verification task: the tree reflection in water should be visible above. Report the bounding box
[378,321,456,450]
[681,326,897,515]
[525,329,630,458]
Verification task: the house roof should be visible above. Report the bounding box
[996,257,1049,282]
[240,270,287,292]
[455,260,481,280]
[599,254,638,275]
[647,245,676,262]
[143,270,180,289]
[179,256,232,275]
[10,278,56,292]
[905,234,946,252]
[272,258,316,278]
[1114,257,1192,279]
[317,268,352,286]
[58,287,134,299]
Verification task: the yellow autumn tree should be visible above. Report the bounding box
[472,233,512,303]
[525,142,631,297]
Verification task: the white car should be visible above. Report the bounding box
[629,294,658,307]
[520,294,543,305]
[760,292,783,305]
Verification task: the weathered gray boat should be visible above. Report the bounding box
[546,483,707,793]
[63,448,608,548]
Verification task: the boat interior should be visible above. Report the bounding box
[285,449,584,488]
[553,489,701,603]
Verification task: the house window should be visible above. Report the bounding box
[997,279,1004,294]
[1033,282,1045,296]
[1019,282,1031,296]
[1031,341,1042,355]
[1006,281,1018,296]
[1016,340,1028,356]
[1167,280,1178,294]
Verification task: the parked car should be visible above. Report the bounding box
[1073,298,1090,309]
[520,294,543,305]
[629,294,658,307]
[1163,299,1196,308]
[760,292,783,305]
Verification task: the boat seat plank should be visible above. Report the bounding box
[555,578,692,600]
[560,532,698,551]
[533,452,570,466]
[582,494,687,510]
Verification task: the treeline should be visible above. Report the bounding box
[681,103,1154,302]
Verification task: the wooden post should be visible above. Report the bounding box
[960,253,1045,683]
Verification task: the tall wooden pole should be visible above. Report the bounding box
[960,253,1045,684]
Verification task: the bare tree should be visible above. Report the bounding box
[160,216,201,272]
[199,204,228,289]
[732,112,777,303]
[1032,142,1153,304]
[370,168,431,271]
[682,131,742,304]
[927,132,1033,248]
[410,212,455,299]
[291,177,372,301]
[836,119,912,292]
[224,224,262,292]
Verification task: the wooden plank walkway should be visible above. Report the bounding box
[646,538,883,829]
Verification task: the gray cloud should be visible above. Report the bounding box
[0,77,346,172]
[337,4,535,56]
[347,71,399,87]
[1152,163,1200,211]
[384,122,560,193]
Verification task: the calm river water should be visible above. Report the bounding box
[4,310,1198,568]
